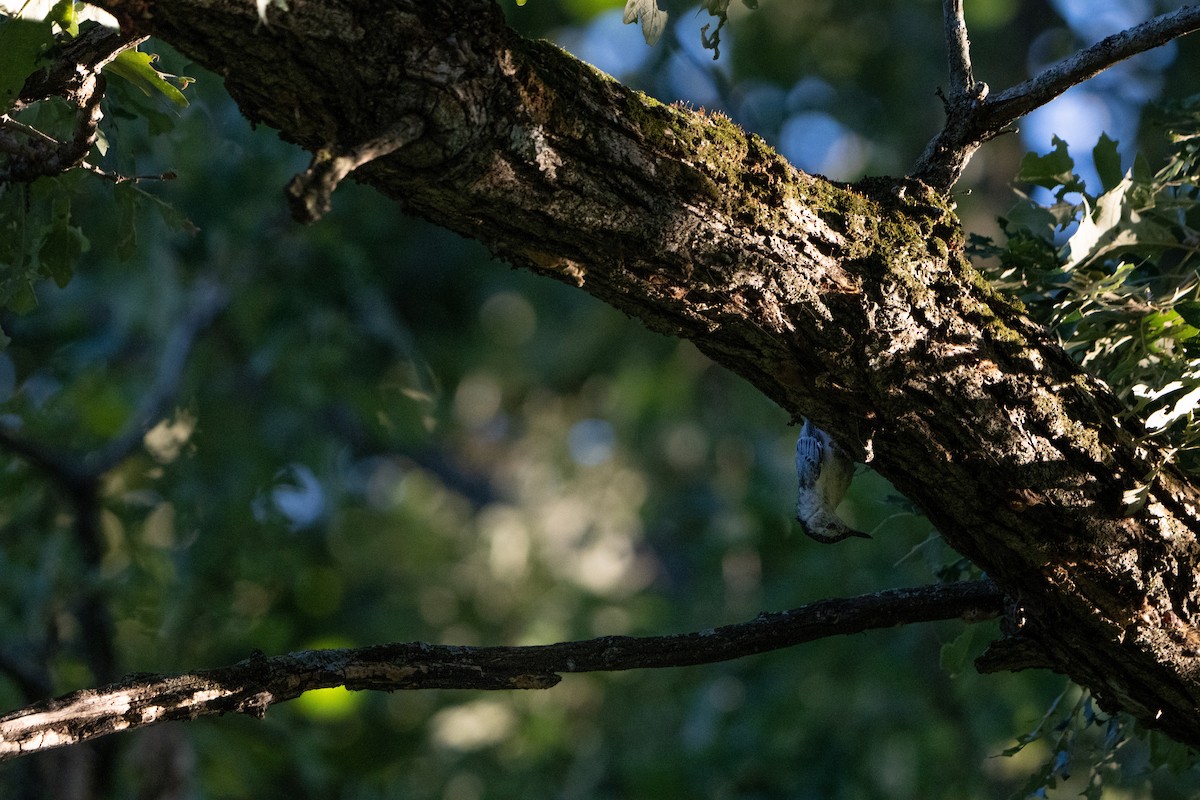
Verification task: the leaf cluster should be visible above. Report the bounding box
[971,103,1200,478]
[0,3,192,333]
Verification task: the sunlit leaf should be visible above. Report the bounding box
[1122,483,1150,515]
[104,48,192,108]
[1063,176,1131,269]
[623,0,667,45]
[1144,386,1200,431]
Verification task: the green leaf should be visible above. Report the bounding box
[104,49,192,108]
[1017,136,1076,189]
[1093,133,1123,193]
[38,220,86,287]
[939,626,979,677]
[0,17,55,110]
[1175,302,1200,330]
[8,281,37,314]
[144,190,198,234]
[47,0,79,37]
[114,182,139,261]
[1000,200,1058,241]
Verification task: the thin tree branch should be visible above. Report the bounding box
[988,4,1200,123]
[942,0,974,95]
[913,3,1200,189]
[0,580,1006,760]
[15,25,145,108]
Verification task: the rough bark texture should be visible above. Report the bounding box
[0,582,1002,758]
[85,0,1200,747]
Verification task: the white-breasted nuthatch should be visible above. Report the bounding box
[795,419,870,544]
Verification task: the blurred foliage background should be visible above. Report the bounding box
[1,0,1200,797]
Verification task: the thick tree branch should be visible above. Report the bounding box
[914,3,1200,188]
[81,0,1200,750]
[0,581,1005,760]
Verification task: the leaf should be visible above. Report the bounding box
[8,281,37,314]
[142,188,198,234]
[47,0,79,37]
[1063,175,1132,269]
[1144,385,1200,431]
[1017,136,1079,193]
[1122,483,1150,515]
[939,626,978,676]
[114,182,139,261]
[38,216,87,287]
[1001,200,1059,241]
[1092,133,1123,193]
[623,0,667,46]
[0,17,55,110]
[1175,302,1200,330]
[104,49,192,108]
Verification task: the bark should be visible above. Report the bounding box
[0,582,1003,758]
[44,0,1200,750]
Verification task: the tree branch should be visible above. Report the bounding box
[2,24,145,183]
[942,0,974,95]
[988,4,1200,126]
[913,3,1200,189]
[81,0,1200,749]
[0,580,1004,760]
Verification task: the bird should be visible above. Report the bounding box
[794,419,870,543]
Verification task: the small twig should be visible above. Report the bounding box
[286,115,425,223]
[0,580,1005,760]
[78,164,178,183]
